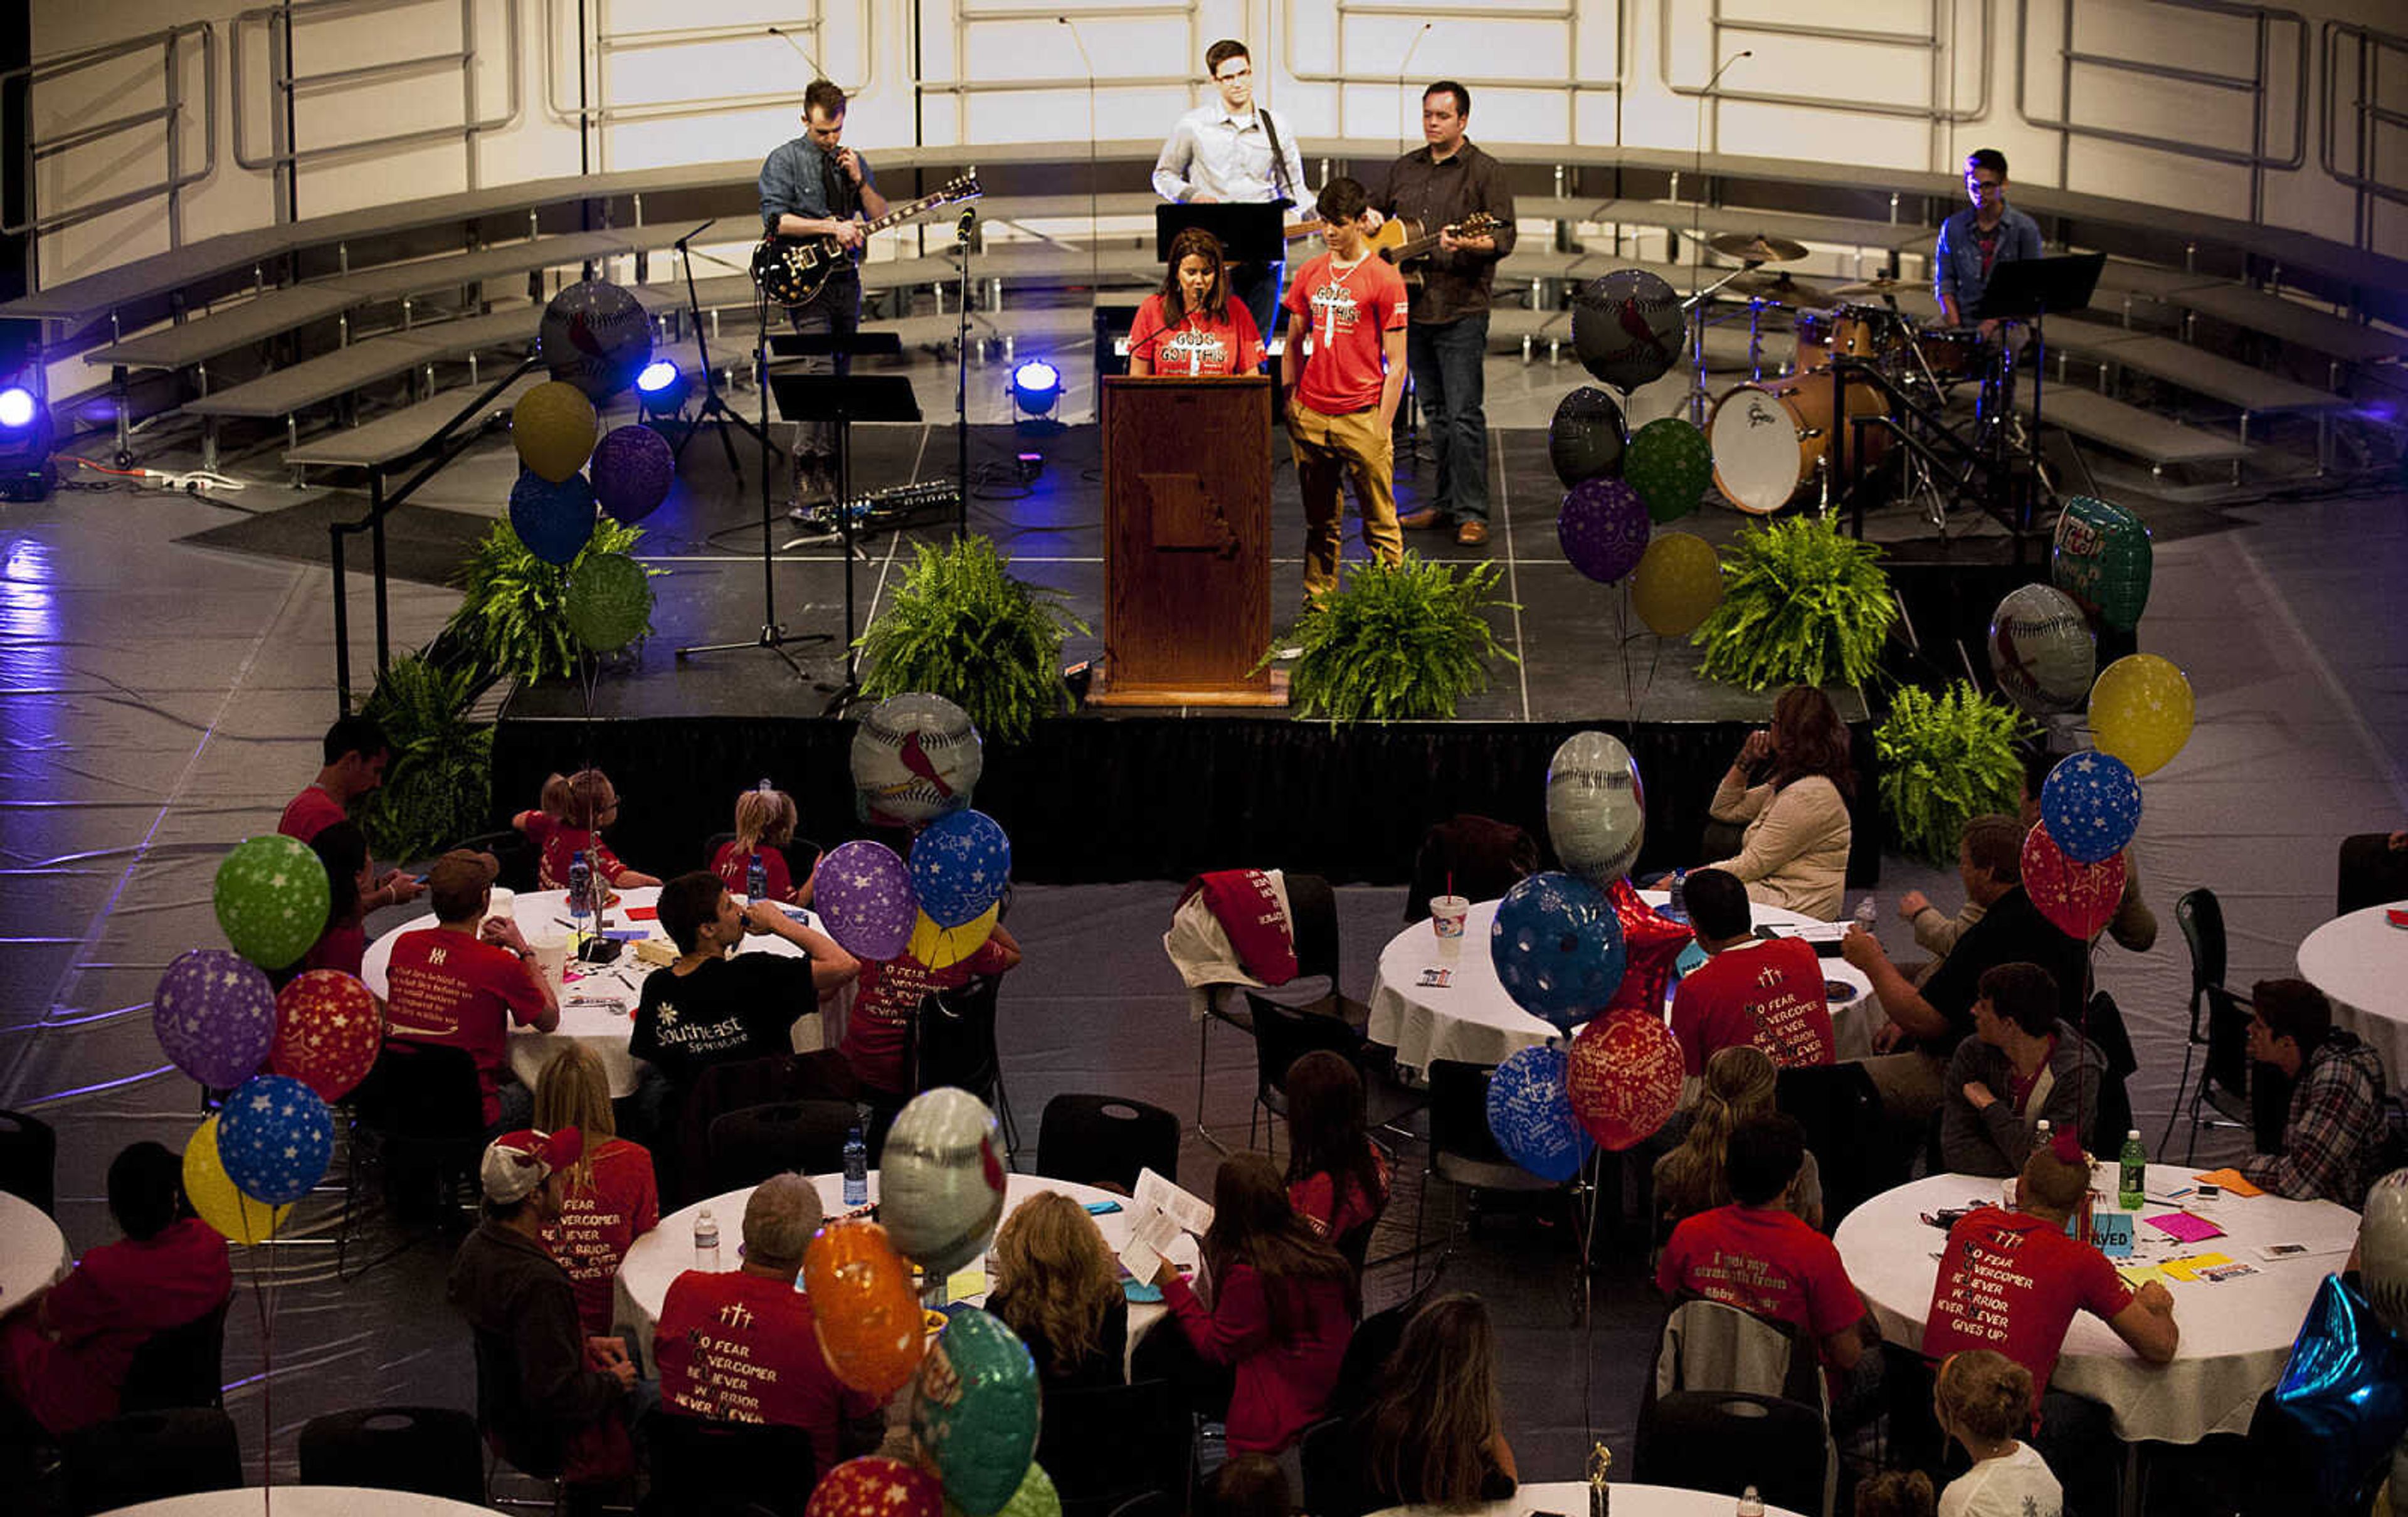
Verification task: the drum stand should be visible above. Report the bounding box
[1680,263,1760,426]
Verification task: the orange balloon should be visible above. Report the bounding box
[805,1220,927,1396]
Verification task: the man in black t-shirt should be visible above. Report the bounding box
[1841,815,2086,1125]
[630,872,858,1092]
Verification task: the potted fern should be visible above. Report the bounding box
[855,535,1088,745]
[356,652,495,862]
[1874,681,2032,864]
[1272,555,1519,724]
[1693,515,1897,690]
[446,518,652,685]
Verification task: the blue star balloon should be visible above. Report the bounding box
[1489,871,1626,1031]
[1486,1044,1594,1182]
[2264,1272,2408,1511]
[218,1074,334,1205]
[2039,750,2143,864]
[909,809,1011,931]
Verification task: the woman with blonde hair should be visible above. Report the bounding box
[1654,1045,1822,1229]
[534,1042,659,1335]
[1933,1350,2061,1517]
[986,1190,1127,1388]
[710,786,815,907]
[1699,684,1857,919]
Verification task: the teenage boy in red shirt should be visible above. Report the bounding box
[1281,176,1408,605]
[1669,867,1836,1080]
[383,848,559,1134]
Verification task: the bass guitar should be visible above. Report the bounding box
[751,171,982,307]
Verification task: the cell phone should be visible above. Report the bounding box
[1084,1200,1124,1216]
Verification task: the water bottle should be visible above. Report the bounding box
[1664,869,1688,924]
[567,850,592,931]
[1736,1486,1764,1517]
[2119,1129,2148,1210]
[694,1206,721,1269]
[842,1127,869,1207]
[757,776,773,793]
[747,851,768,904]
[1852,896,1879,934]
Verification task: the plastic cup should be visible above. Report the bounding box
[1431,896,1471,941]
[525,935,569,993]
[488,886,515,922]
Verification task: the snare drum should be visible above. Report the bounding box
[1915,325,1984,377]
[1707,371,1890,515]
[1788,304,1899,373]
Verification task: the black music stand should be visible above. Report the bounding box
[1154,203,1287,265]
[768,372,922,710]
[1974,252,2104,532]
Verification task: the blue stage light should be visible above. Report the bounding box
[0,388,34,430]
[635,360,679,394]
[1009,359,1062,419]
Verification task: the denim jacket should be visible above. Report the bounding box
[758,135,875,231]
[1933,204,2042,316]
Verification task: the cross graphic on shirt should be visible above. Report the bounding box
[717,1302,754,1331]
[1309,280,1360,347]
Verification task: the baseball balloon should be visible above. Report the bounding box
[539,280,653,400]
[1987,583,2096,716]
[1571,269,1684,392]
[852,693,985,828]
[1546,730,1645,887]
[1548,387,1627,487]
[880,1088,1008,1276]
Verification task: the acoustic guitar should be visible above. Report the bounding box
[1371,211,1504,285]
[751,171,982,307]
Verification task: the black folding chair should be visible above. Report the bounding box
[0,1107,57,1215]
[343,1041,487,1274]
[707,1099,859,1190]
[910,974,1018,1156]
[2165,887,2256,1161]
[1033,1378,1191,1517]
[1036,1094,1180,1194]
[120,1296,230,1413]
[63,1407,243,1515]
[298,1405,485,1501]
[648,1414,821,1517]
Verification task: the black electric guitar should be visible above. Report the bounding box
[1372,211,1504,287]
[751,171,983,307]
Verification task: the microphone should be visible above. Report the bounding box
[766,25,829,79]
[956,206,978,243]
[1395,23,1435,156]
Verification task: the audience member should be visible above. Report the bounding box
[278,714,422,908]
[0,1143,232,1439]
[2241,977,2389,1206]
[383,848,559,1133]
[1939,963,2108,1177]
[2019,749,2155,954]
[986,1190,1128,1389]
[1283,1050,1392,1247]
[840,921,1019,1114]
[1844,815,2087,1125]
[631,871,858,1096]
[301,820,375,978]
[1856,1471,1936,1517]
[1934,1350,2062,1517]
[1697,686,1856,920]
[1656,1116,1871,1372]
[1656,1046,1824,1231]
[653,1175,880,1471]
[1322,1293,1517,1517]
[712,786,816,907]
[535,1044,659,1337]
[1154,1153,1354,1454]
[514,769,662,892]
[1669,866,1836,1079]
[1212,1455,1294,1517]
[1899,885,1983,968]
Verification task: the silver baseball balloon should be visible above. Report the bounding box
[2362,1166,2408,1334]
[880,1087,1008,1276]
[1546,731,1645,886]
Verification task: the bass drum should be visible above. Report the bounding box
[1707,373,1889,515]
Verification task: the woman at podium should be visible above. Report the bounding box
[1127,228,1266,378]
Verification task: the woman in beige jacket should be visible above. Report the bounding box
[1700,686,1856,920]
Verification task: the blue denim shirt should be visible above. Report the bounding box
[758,135,876,231]
[1933,204,2042,317]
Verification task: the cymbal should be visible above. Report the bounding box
[1708,231,1810,263]
[1718,268,1828,301]
[1829,275,1909,297]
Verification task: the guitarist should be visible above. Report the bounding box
[758,79,889,509]
[1366,81,1516,547]
[1151,40,1311,365]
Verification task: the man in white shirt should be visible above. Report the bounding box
[1152,39,1311,354]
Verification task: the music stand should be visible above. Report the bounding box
[1154,204,1287,266]
[769,332,905,361]
[1974,252,2103,533]
[768,372,922,710]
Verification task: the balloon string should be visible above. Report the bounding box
[1613,586,1635,728]
[242,1193,276,1504]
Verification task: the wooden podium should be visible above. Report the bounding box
[1090,375,1287,707]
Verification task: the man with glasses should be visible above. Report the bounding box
[1934,148,2042,334]
[1153,39,1312,355]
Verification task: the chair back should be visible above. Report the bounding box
[1406,815,1538,921]
[2202,984,2256,1110]
[1773,1062,1888,1227]
[354,1042,486,1143]
[676,1054,855,1207]
[445,828,539,894]
[297,1405,485,1501]
[702,830,737,873]
[1035,1094,1179,1195]
[1033,1378,1191,1517]
[1284,872,1342,984]
[1247,993,1363,1106]
[1631,1390,1831,1517]
[1102,1494,1181,1517]
[472,1323,564,1479]
[707,1099,860,1192]
[911,975,1005,1101]
[2176,887,2227,1020]
[62,1407,244,1515]
[2338,833,2408,917]
[120,1296,230,1413]
[2079,991,2137,1151]
[1427,1060,1509,1168]
[0,1107,58,1214]
[1296,1415,1356,1517]
[648,1413,821,1517]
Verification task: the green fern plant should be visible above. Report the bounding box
[356,653,494,863]
[446,519,650,685]
[1272,555,1520,724]
[1693,515,1897,689]
[1875,680,2032,865]
[855,535,1089,745]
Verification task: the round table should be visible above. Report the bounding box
[1367,893,1876,1073]
[2296,899,2408,1089]
[1370,1480,1809,1517]
[613,1170,1199,1372]
[1834,1162,2362,1444]
[0,1191,70,1309]
[363,887,822,1097]
[99,1488,495,1517]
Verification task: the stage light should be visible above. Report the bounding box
[0,384,55,502]
[0,388,34,430]
[636,359,678,394]
[1010,359,1062,419]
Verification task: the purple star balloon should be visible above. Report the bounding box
[1558,477,1652,584]
[816,840,919,963]
[591,424,675,523]
[154,949,278,1089]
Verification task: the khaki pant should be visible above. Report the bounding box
[1289,401,1402,600]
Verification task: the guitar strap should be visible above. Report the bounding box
[818,147,862,285]
[1257,108,1296,215]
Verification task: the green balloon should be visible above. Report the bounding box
[1627,417,1712,522]
[945,1462,1060,1517]
[213,835,332,970]
[2051,495,2153,632]
[564,551,652,652]
[911,1308,1039,1517]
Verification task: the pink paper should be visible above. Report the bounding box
[2145,1212,2226,1243]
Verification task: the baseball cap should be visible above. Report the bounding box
[479,1127,584,1205]
[428,848,502,921]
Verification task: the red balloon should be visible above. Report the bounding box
[1600,877,1692,1017]
[807,1456,944,1517]
[2020,822,2128,941]
[269,970,381,1100]
[1565,1009,1684,1151]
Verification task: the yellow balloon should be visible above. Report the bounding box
[1629,531,1724,637]
[184,1114,291,1244]
[2088,652,2194,776]
[512,381,599,482]
[907,902,1000,971]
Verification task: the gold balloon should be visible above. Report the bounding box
[2088,653,2194,776]
[1630,531,1723,637]
[907,903,999,971]
[184,1114,291,1244]
[512,381,599,483]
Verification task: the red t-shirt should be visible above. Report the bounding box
[1128,294,1265,377]
[1669,938,1837,1077]
[541,1139,660,1336]
[1923,1207,2135,1390]
[653,1269,883,1472]
[840,938,1017,1096]
[1282,251,1408,415]
[710,842,795,905]
[521,812,631,891]
[381,927,550,1124]
[0,1217,232,1435]
[1289,1144,1393,1241]
[1656,1204,1862,1345]
[278,785,348,843]
[305,920,367,979]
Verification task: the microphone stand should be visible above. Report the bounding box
[669,218,774,474]
[764,24,826,77]
[1682,50,1751,426]
[956,203,976,542]
[1395,23,1433,155]
[1058,18,1101,321]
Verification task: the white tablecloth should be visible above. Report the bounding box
[363,887,822,1098]
[1833,1162,2360,1445]
[1371,1480,1809,1517]
[613,1170,1199,1372]
[1367,893,1876,1072]
[0,1191,70,1310]
[102,1488,495,1517]
[2296,899,2408,1089]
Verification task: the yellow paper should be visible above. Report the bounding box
[945,1264,988,1300]
[2159,1252,2233,1283]
[2116,1264,2168,1289]
[2192,1168,2265,1198]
